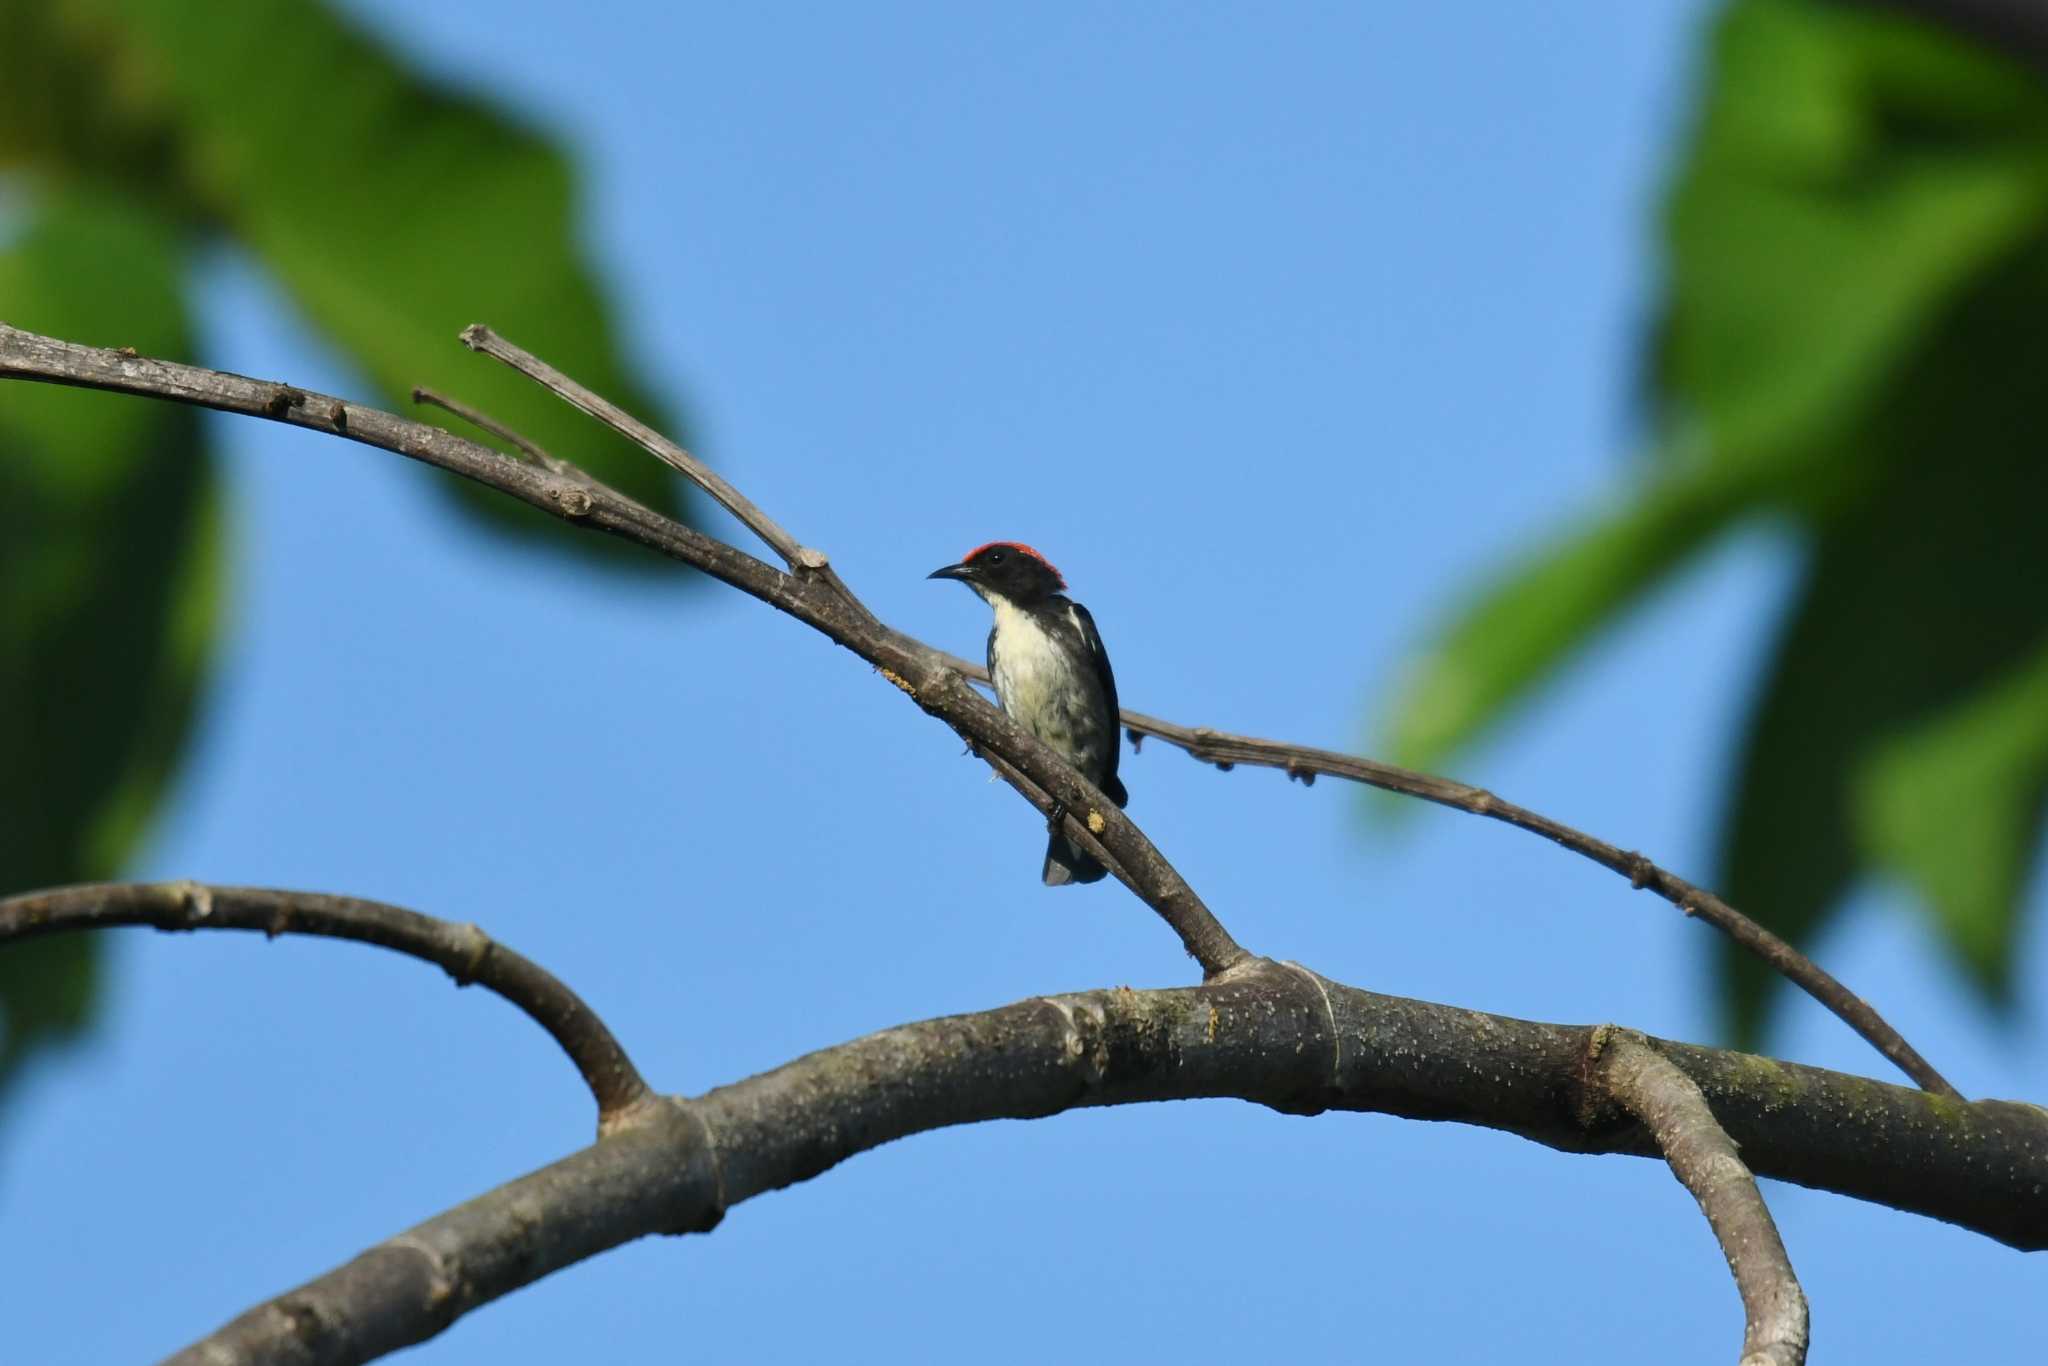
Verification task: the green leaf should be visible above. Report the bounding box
[1712,235,2048,1046]
[1682,4,2048,1041]
[1383,2,2048,773]
[0,1,707,1110]
[53,0,694,560]
[1857,640,2048,999]
[0,188,221,1092]
[0,3,182,194]
[1660,0,2048,478]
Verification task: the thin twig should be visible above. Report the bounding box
[411,384,571,477]
[459,323,882,624]
[1593,1030,1810,1366]
[0,882,654,1124]
[0,323,1246,978]
[934,646,1961,1100]
[456,323,805,564]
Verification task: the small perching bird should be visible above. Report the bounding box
[929,542,1127,884]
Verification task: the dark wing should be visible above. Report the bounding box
[1066,599,1127,807]
[985,625,999,689]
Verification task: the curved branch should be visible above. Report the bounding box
[1117,711,1962,1097]
[168,958,2047,1364]
[1595,1030,1809,1366]
[0,882,653,1124]
[935,649,1957,1101]
[0,322,1245,978]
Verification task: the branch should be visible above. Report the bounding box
[0,321,1246,978]
[457,323,884,636]
[926,647,1959,1099]
[1594,1030,1809,1366]
[0,322,1953,1090]
[461,323,1252,970]
[0,882,653,1124]
[166,956,2047,1364]
[1,320,2001,1361]
[394,323,1963,1094]
[410,384,575,480]
[1103,685,1957,1099]
[457,323,812,571]
[0,319,1958,1094]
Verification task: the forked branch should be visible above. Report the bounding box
[1593,1029,1810,1366]
[0,322,1245,977]
[458,323,811,572]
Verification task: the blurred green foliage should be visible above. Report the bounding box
[1382,0,2048,1045]
[0,192,216,1090]
[0,0,693,1100]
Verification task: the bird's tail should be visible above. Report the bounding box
[1042,832,1110,886]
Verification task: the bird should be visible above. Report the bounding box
[929,541,1127,885]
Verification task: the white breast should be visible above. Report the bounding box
[989,598,1086,750]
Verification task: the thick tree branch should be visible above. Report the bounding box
[1594,1030,1809,1366]
[0,882,652,1124]
[0,322,1245,978]
[165,955,2046,1364]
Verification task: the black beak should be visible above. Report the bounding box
[928,563,974,583]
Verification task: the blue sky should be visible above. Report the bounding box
[8,3,2044,1362]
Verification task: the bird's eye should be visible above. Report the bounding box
[986,549,1006,564]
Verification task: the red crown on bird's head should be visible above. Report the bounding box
[961,541,1065,589]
